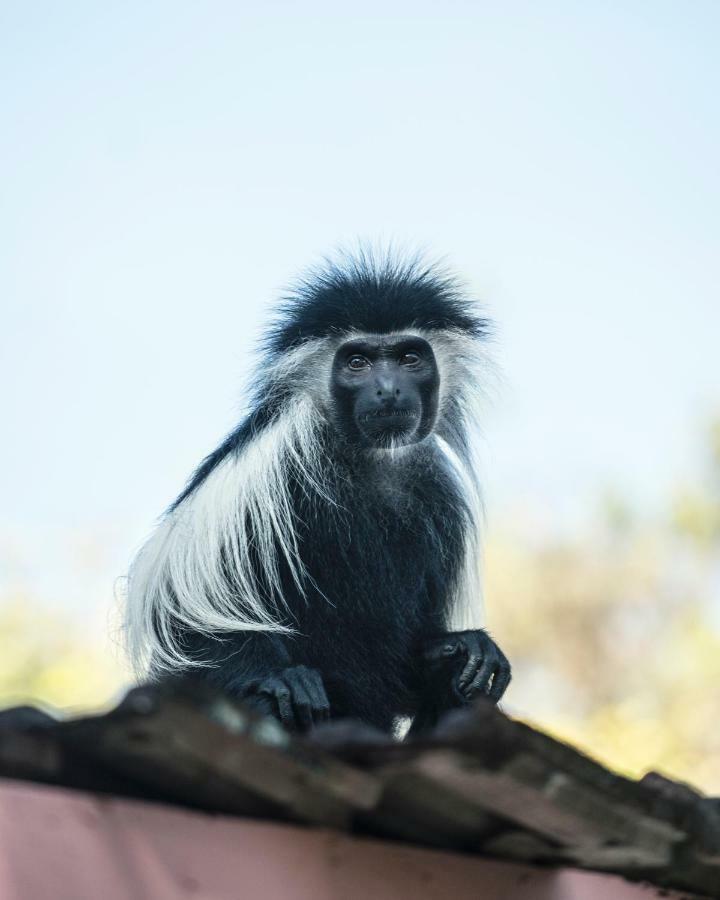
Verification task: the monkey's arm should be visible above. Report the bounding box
[168,631,330,732]
[408,630,511,735]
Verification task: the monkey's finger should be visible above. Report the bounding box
[309,687,331,725]
[457,651,483,692]
[275,686,296,729]
[260,678,295,729]
[283,669,314,730]
[296,667,331,723]
[464,656,496,699]
[489,662,512,703]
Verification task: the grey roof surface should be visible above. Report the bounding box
[0,682,718,898]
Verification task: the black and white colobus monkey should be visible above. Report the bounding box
[125,251,510,734]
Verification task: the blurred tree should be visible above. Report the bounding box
[487,419,720,793]
[672,419,720,546]
[0,595,127,713]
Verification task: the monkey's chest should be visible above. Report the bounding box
[295,534,447,726]
[289,483,465,727]
[299,598,427,727]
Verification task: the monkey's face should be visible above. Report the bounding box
[329,334,440,449]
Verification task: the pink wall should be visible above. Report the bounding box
[0,780,690,900]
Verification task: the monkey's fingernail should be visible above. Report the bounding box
[443,644,455,655]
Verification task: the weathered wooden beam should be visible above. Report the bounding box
[0,685,717,897]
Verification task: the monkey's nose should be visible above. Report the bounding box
[375,379,401,401]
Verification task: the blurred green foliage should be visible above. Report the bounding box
[0,598,126,714]
[1,422,719,792]
[488,419,720,792]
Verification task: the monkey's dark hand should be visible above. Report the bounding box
[424,630,511,705]
[243,665,330,732]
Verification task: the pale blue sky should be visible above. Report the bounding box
[1,2,719,611]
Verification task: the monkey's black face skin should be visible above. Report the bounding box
[330,335,440,449]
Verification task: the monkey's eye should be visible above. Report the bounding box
[399,351,421,367]
[347,355,371,371]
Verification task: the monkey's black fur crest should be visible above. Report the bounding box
[267,249,490,355]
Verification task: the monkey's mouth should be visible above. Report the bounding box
[359,409,418,422]
[358,409,420,444]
